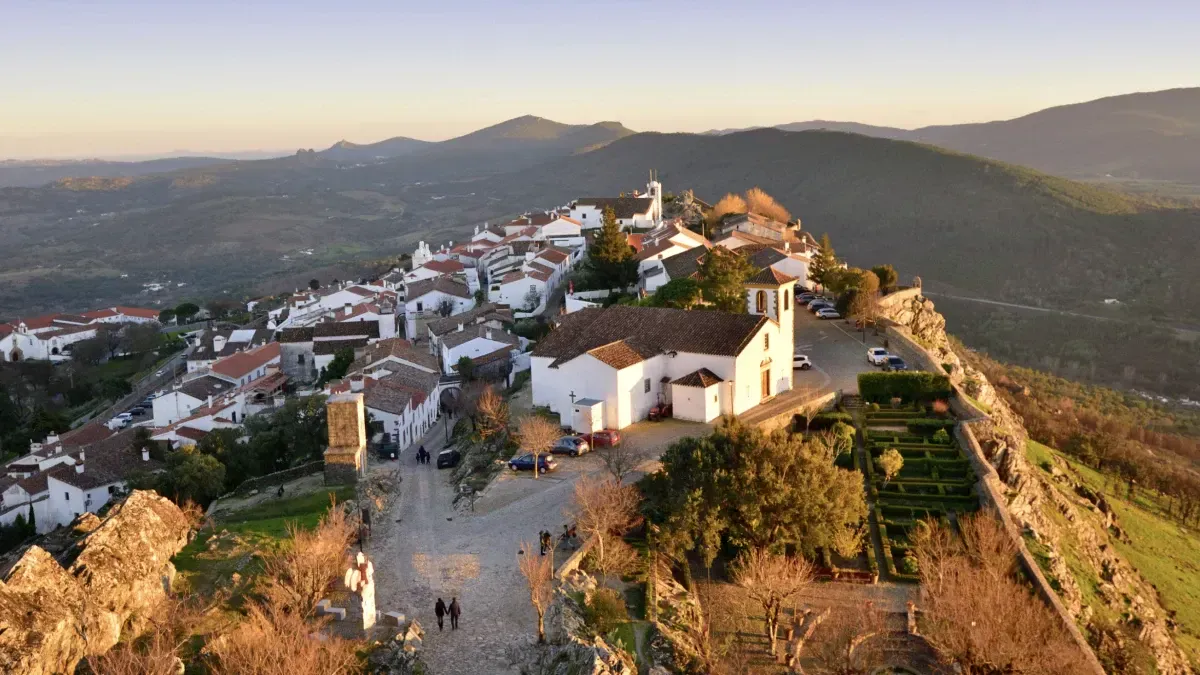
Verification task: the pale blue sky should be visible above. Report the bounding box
[1,0,1196,158]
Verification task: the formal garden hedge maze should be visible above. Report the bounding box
[859,402,979,582]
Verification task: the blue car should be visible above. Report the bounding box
[884,356,908,371]
[508,453,558,473]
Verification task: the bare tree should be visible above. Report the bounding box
[436,298,456,317]
[89,596,208,675]
[731,548,814,657]
[261,497,355,617]
[707,193,748,227]
[803,601,887,675]
[475,385,509,441]
[517,539,556,643]
[571,476,641,580]
[517,415,559,479]
[208,600,362,675]
[600,441,639,484]
[914,515,1091,675]
[744,187,792,223]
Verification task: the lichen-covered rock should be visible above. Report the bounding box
[508,570,636,675]
[0,491,192,675]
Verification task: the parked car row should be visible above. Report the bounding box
[866,347,908,371]
[108,393,157,429]
[506,429,623,473]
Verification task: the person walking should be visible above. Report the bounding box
[434,597,447,631]
[449,597,461,630]
[419,445,427,464]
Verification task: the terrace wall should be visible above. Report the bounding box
[885,321,1107,675]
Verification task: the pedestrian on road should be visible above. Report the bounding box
[449,597,461,629]
[434,597,447,631]
[419,445,427,464]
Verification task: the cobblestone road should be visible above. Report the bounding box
[368,418,709,674]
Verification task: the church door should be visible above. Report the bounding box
[760,368,770,400]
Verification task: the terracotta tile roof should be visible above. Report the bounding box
[279,327,315,343]
[175,427,210,442]
[60,421,115,447]
[48,428,163,491]
[467,345,515,367]
[533,306,766,368]
[421,259,465,275]
[178,375,234,400]
[37,325,97,339]
[535,248,570,264]
[635,237,680,262]
[746,267,797,286]
[426,304,514,337]
[113,306,161,319]
[313,322,380,339]
[626,233,645,253]
[574,197,654,219]
[211,342,281,379]
[671,368,724,388]
[11,314,62,331]
[587,340,645,369]
[16,473,49,496]
[343,286,376,297]
[336,303,381,321]
[440,325,521,350]
[717,230,778,247]
[314,339,368,355]
[350,338,439,373]
[670,224,712,248]
[362,378,414,416]
[406,276,471,300]
[661,250,707,281]
[52,314,92,325]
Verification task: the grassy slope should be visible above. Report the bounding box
[1025,440,1200,662]
[174,486,354,598]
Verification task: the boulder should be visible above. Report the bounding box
[0,491,192,675]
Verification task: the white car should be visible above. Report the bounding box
[793,354,812,370]
[816,308,841,320]
[867,347,890,366]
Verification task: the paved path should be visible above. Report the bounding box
[368,418,707,674]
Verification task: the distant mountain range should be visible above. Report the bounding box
[0,156,241,189]
[707,87,1200,186]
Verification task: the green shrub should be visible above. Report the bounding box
[808,411,853,431]
[906,418,956,434]
[932,428,950,444]
[858,372,952,404]
[584,588,628,636]
[899,554,919,575]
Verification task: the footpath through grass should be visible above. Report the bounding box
[174,486,355,599]
[1026,441,1200,664]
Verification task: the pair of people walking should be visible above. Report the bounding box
[416,445,431,464]
[434,597,461,631]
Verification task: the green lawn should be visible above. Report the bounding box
[174,486,354,598]
[1026,441,1200,664]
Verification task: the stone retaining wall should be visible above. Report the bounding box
[886,323,1106,675]
[232,461,325,496]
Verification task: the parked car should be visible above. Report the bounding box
[436,448,461,469]
[551,436,590,456]
[867,347,890,366]
[648,402,673,421]
[154,369,166,377]
[793,354,813,370]
[116,412,134,421]
[582,430,622,447]
[816,308,841,320]
[806,298,829,310]
[797,292,816,303]
[884,356,908,371]
[508,453,557,472]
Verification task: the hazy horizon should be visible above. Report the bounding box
[3,0,1197,159]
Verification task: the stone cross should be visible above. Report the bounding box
[344,551,376,631]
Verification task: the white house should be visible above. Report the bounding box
[404,277,475,339]
[531,268,797,429]
[403,258,467,286]
[438,325,521,376]
[426,303,514,356]
[488,270,550,313]
[208,342,281,387]
[568,179,664,230]
[338,339,443,448]
[151,375,235,427]
[0,323,98,362]
[187,328,274,373]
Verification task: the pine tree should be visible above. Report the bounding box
[808,233,839,291]
[698,248,756,313]
[588,206,637,289]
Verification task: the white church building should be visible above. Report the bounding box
[531,267,797,430]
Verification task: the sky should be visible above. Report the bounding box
[1,0,1197,159]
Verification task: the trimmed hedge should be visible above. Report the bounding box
[858,372,952,404]
[809,411,853,431]
[906,418,956,434]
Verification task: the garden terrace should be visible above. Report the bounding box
[856,398,980,583]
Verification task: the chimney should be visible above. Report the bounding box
[141,449,150,462]
[485,328,493,340]
[46,432,59,445]
[344,303,353,316]
[212,334,227,353]
[207,395,213,408]
[76,463,84,474]
[79,450,86,461]
[350,375,364,392]
[457,323,464,332]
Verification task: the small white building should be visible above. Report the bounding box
[151,375,235,427]
[438,325,521,376]
[404,277,475,339]
[532,269,797,429]
[568,179,663,230]
[489,270,550,313]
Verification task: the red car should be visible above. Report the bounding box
[648,402,673,421]
[582,430,622,447]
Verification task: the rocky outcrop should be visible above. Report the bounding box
[0,490,192,675]
[881,295,1194,675]
[366,619,429,674]
[507,570,637,675]
[647,568,708,674]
